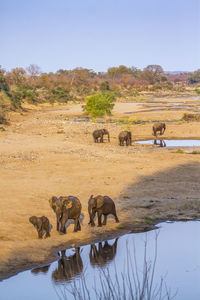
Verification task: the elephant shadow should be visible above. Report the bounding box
[89,238,118,267]
[31,265,50,275]
[52,247,83,283]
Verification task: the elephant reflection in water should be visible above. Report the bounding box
[31,265,50,274]
[89,238,118,267]
[52,247,83,283]
[153,140,166,147]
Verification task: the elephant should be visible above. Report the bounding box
[93,129,110,143]
[29,216,52,239]
[31,265,50,274]
[152,122,166,136]
[88,195,119,227]
[49,196,82,234]
[49,196,64,232]
[52,247,83,283]
[89,238,118,267]
[153,139,166,147]
[118,131,132,146]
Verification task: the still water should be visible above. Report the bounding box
[136,139,200,147]
[1,222,200,300]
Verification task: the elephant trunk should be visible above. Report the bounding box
[88,205,93,224]
[107,132,110,142]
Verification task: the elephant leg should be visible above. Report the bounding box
[100,136,103,143]
[102,215,107,225]
[45,225,51,238]
[60,212,68,234]
[74,218,79,232]
[37,228,43,239]
[113,210,119,223]
[97,212,102,227]
[89,211,96,226]
[45,230,50,238]
[56,217,60,232]
[77,220,81,231]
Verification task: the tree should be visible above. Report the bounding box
[99,81,110,91]
[0,67,9,92]
[143,65,164,84]
[188,69,200,84]
[8,68,27,86]
[26,64,41,77]
[83,92,115,117]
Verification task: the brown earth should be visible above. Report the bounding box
[1,97,200,280]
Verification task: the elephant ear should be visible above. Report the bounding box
[64,198,73,209]
[96,196,105,209]
[49,196,57,208]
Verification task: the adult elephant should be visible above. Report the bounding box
[49,196,82,233]
[152,122,166,136]
[52,248,83,283]
[89,238,118,267]
[118,131,132,146]
[88,195,119,227]
[93,129,110,143]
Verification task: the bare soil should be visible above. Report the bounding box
[1,97,200,280]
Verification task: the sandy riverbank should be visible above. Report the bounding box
[1,98,200,280]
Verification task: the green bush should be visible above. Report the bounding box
[176,149,185,154]
[99,81,110,92]
[0,91,12,123]
[51,86,71,103]
[83,92,115,117]
[195,88,200,95]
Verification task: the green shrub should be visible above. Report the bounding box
[191,150,200,154]
[195,88,200,95]
[99,81,110,92]
[176,149,185,154]
[51,86,71,103]
[143,216,153,225]
[83,92,115,117]
[0,91,12,123]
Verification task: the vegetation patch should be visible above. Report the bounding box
[82,92,115,117]
[143,216,154,225]
[176,149,185,154]
[182,113,200,121]
[116,224,124,229]
[191,150,200,154]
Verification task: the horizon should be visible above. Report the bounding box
[1,0,199,73]
[0,64,195,74]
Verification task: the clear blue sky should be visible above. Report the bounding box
[1,0,199,73]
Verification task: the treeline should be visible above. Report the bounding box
[0,64,199,123]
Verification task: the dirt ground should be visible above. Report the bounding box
[1,96,200,280]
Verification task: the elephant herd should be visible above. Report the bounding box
[29,122,166,238]
[31,238,118,283]
[93,122,166,145]
[29,195,119,239]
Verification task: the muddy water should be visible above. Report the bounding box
[1,222,200,300]
[136,139,200,147]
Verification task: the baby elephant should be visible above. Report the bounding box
[29,216,51,239]
[118,131,132,146]
[88,195,119,227]
[152,122,166,136]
